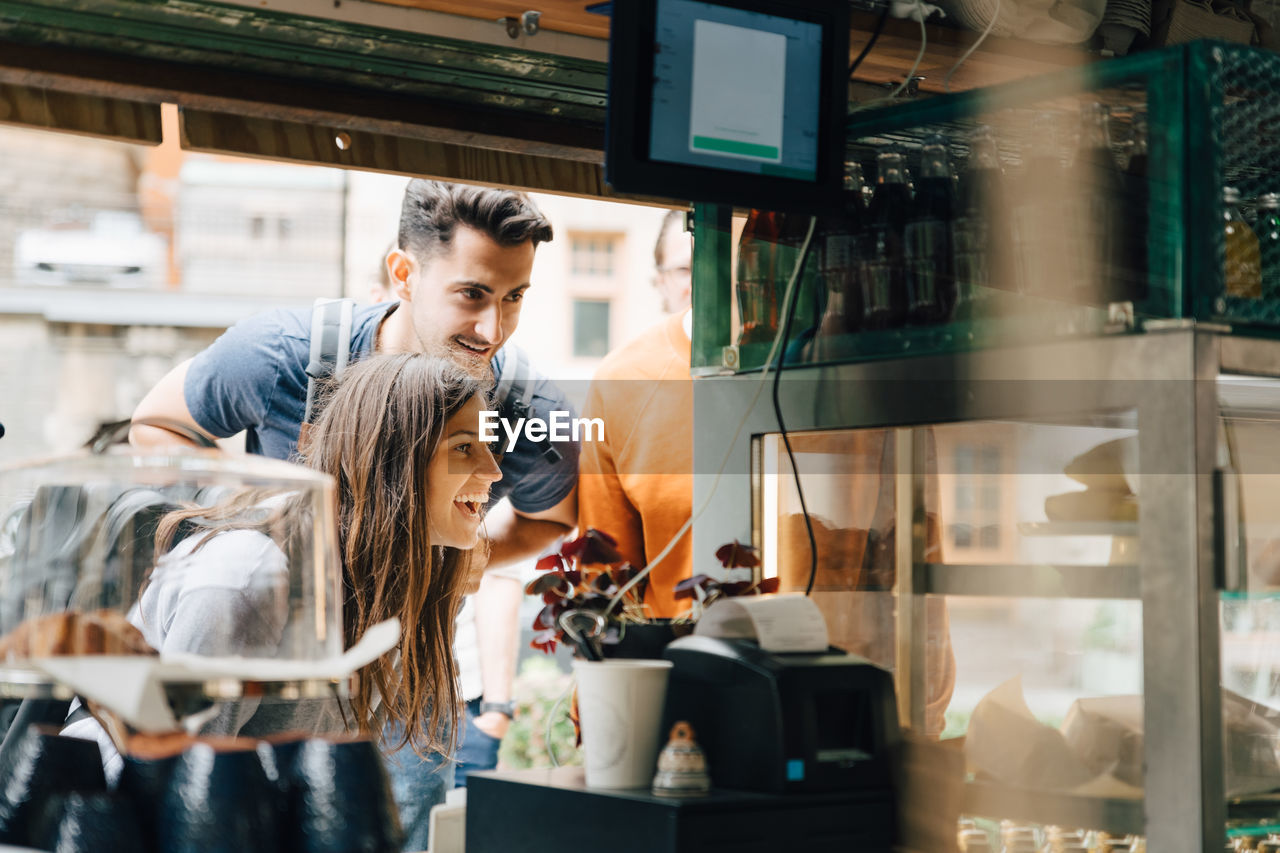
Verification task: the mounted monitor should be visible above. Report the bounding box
[605,0,850,214]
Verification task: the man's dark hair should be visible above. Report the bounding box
[398,180,554,262]
[653,208,687,270]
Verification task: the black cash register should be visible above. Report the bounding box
[661,635,900,794]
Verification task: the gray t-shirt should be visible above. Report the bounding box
[183,302,578,514]
[63,523,351,780]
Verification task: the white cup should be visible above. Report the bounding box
[572,659,674,789]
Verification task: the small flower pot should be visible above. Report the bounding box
[158,738,279,853]
[34,790,146,853]
[288,735,403,853]
[0,724,106,846]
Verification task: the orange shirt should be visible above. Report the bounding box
[578,313,693,618]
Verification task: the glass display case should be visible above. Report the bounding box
[0,438,342,700]
[688,39,1280,850]
[690,328,1280,851]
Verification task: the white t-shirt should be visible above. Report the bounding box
[64,523,348,778]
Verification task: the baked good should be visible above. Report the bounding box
[1044,489,1138,523]
[1064,437,1137,492]
[0,610,156,659]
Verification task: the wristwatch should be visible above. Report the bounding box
[479,700,515,719]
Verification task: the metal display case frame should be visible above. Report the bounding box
[691,324,1280,851]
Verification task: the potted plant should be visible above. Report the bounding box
[525,529,779,660]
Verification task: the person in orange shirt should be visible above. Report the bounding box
[579,211,955,736]
[577,210,693,618]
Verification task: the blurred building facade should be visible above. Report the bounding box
[0,110,672,465]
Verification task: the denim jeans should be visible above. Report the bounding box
[380,701,503,850]
[454,698,502,789]
[381,718,454,853]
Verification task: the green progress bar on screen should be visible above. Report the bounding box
[691,135,779,159]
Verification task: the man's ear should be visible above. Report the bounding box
[386,248,415,302]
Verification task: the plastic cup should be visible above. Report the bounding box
[572,659,674,789]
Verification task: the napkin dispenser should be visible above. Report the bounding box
[661,635,899,794]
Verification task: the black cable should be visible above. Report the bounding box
[771,218,820,597]
[849,4,891,79]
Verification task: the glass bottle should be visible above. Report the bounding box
[959,829,993,853]
[1013,111,1070,301]
[859,148,911,330]
[1121,113,1150,302]
[904,133,957,324]
[953,125,1016,319]
[813,162,866,356]
[736,208,781,345]
[999,824,1040,853]
[1224,186,1263,299]
[1255,192,1280,300]
[1066,102,1125,305]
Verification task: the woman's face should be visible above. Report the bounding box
[426,393,503,549]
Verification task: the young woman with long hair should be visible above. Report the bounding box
[64,353,502,770]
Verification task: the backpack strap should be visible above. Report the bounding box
[494,344,561,464]
[304,298,354,424]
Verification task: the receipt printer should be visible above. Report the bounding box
[661,636,900,794]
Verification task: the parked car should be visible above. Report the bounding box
[13,210,167,289]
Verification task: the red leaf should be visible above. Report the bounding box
[674,574,718,599]
[534,602,566,630]
[674,574,714,594]
[715,541,761,569]
[756,577,781,595]
[562,528,624,565]
[719,581,753,597]
[530,629,558,655]
[525,573,569,597]
[536,553,566,574]
[563,570,582,586]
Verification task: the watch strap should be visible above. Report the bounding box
[479,700,515,719]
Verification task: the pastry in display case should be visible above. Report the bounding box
[0,424,343,694]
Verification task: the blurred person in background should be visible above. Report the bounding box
[578,209,694,616]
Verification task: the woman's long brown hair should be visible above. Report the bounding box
[155,354,490,757]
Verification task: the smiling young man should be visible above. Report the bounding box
[128,181,580,847]
[131,180,578,561]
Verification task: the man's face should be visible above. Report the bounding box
[655,223,692,314]
[393,226,535,377]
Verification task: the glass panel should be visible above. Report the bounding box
[1219,374,1280,841]
[757,420,1145,839]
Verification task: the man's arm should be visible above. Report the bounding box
[129,358,219,449]
[469,569,523,741]
[483,486,577,570]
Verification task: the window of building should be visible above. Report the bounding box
[947,443,1006,553]
[573,298,611,358]
[938,429,1018,563]
[570,235,617,277]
